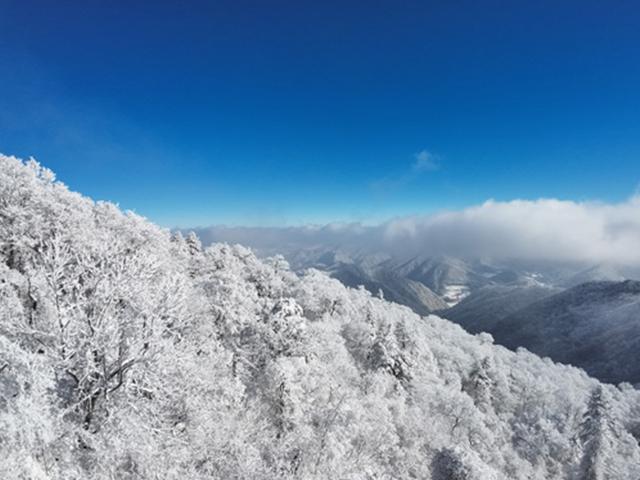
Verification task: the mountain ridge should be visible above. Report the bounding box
[490,280,640,385]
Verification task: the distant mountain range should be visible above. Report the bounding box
[258,247,562,312]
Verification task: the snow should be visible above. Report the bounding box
[442,284,471,307]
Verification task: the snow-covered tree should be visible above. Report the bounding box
[575,385,640,479]
[463,357,495,412]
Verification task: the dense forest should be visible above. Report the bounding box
[1,154,640,479]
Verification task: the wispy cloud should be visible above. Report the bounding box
[371,148,441,192]
[412,150,439,172]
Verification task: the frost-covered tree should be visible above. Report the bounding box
[186,231,202,255]
[463,357,495,412]
[575,385,640,480]
[432,447,473,480]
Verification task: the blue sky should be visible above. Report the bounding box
[1,0,639,227]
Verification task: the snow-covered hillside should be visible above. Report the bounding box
[1,155,640,479]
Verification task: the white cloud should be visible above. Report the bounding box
[412,150,439,172]
[192,196,640,267]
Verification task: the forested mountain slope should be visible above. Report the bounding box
[1,155,640,479]
[327,260,448,314]
[440,284,561,334]
[491,280,640,386]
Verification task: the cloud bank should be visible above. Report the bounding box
[192,196,640,267]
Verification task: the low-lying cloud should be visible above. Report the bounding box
[192,196,640,267]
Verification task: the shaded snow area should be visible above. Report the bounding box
[442,284,471,307]
[1,154,640,479]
